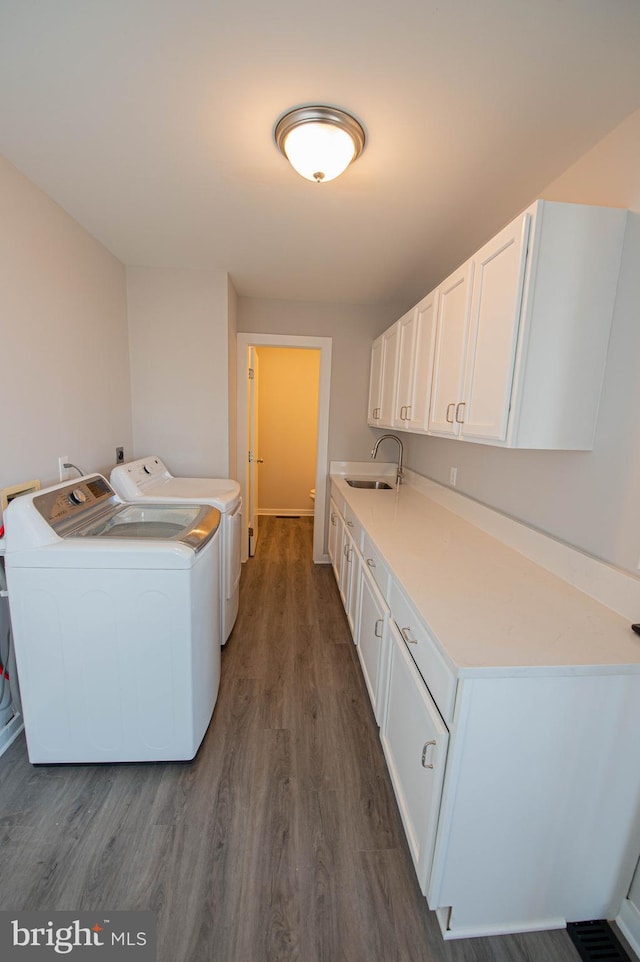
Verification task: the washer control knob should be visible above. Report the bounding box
[69,488,88,505]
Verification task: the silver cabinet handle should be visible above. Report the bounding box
[455,402,466,424]
[400,405,407,420]
[373,407,380,419]
[446,402,455,423]
[421,740,436,769]
[346,520,354,527]
[366,558,376,568]
[374,619,383,638]
[401,626,418,646]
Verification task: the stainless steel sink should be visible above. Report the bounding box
[345,478,393,489]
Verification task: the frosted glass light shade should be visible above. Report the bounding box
[275,106,365,183]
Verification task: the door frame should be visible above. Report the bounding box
[236,332,332,564]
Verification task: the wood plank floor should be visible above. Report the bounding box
[0,516,586,961]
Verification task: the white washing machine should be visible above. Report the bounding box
[110,457,242,644]
[4,475,222,764]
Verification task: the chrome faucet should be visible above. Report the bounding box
[371,434,404,486]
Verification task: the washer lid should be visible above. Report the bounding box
[110,458,241,510]
[70,503,221,553]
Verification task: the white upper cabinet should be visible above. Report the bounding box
[460,211,531,442]
[368,323,400,429]
[373,199,627,450]
[379,321,400,428]
[393,290,439,433]
[367,334,384,426]
[427,262,474,437]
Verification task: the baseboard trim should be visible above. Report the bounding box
[435,905,566,940]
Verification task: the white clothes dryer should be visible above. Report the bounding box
[5,475,222,764]
[110,457,242,644]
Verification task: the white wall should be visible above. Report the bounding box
[126,267,234,478]
[401,108,640,575]
[0,155,131,499]
[237,298,401,462]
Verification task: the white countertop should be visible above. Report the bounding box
[331,473,640,675]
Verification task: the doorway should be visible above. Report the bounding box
[236,333,332,565]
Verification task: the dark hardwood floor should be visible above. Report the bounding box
[0,516,586,961]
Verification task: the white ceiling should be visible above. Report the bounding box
[2,0,640,308]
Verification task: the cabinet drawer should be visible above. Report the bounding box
[344,504,364,551]
[362,531,391,600]
[389,581,456,725]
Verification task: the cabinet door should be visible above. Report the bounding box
[428,262,474,437]
[330,506,344,586]
[381,622,449,894]
[344,532,362,637]
[393,308,418,429]
[460,212,531,442]
[379,322,400,428]
[367,335,384,426]
[356,565,389,723]
[406,289,439,432]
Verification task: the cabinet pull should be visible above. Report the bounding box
[455,401,466,423]
[373,407,380,419]
[401,626,418,646]
[347,548,353,563]
[346,520,354,527]
[374,618,383,638]
[421,740,436,769]
[366,558,376,568]
[331,513,337,525]
[446,402,455,423]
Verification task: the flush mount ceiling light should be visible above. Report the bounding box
[274,105,366,183]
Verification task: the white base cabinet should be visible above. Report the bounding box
[329,475,640,942]
[355,564,389,723]
[381,621,449,892]
[429,673,640,939]
[328,498,343,583]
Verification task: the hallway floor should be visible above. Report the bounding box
[0,516,593,961]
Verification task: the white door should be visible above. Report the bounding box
[247,346,261,557]
[461,212,531,442]
[428,262,474,437]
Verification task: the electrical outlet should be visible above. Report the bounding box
[116,446,124,464]
[449,467,458,487]
[58,455,69,481]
